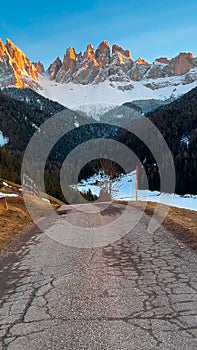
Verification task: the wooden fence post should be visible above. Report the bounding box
[0,196,8,210]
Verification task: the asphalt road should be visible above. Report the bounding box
[0,202,197,349]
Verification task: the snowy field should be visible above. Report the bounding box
[76,171,197,211]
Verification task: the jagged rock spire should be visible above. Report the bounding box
[0,39,44,88]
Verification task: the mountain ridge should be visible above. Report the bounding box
[47,41,197,87]
[0,39,196,94]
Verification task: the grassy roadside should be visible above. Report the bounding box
[0,180,64,250]
[0,196,33,248]
[132,201,197,251]
[1,181,197,252]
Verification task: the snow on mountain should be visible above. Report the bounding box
[72,103,118,120]
[0,39,196,117]
[38,73,197,111]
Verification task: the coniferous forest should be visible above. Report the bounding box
[0,87,196,200]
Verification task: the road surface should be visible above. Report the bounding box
[0,202,197,349]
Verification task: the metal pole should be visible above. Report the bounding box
[136,165,139,202]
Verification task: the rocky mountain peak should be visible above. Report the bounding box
[95,41,110,67]
[33,61,45,74]
[5,39,19,57]
[156,57,170,64]
[0,39,43,88]
[99,40,110,48]
[0,39,196,93]
[47,57,62,80]
[112,44,132,59]
[5,39,37,79]
[65,47,76,61]
[136,57,149,65]
[0,39,7,57]
[82,44,97,65]
[85,44,95,57]
[171,52,195,76]
[47,42,196,88]
[54,48,78,83]
[112,44,123,53]
[130,57,150,81]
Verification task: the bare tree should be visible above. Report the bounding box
[94,159,122,201]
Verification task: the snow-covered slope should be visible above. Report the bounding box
[76,172,197,211]
[38,74,197,111]
[72,103,118,121]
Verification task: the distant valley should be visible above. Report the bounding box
[0,39,196,200]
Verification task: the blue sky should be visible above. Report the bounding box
[0,0,196,68]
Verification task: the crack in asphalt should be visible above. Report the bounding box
[0,204,196,349]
